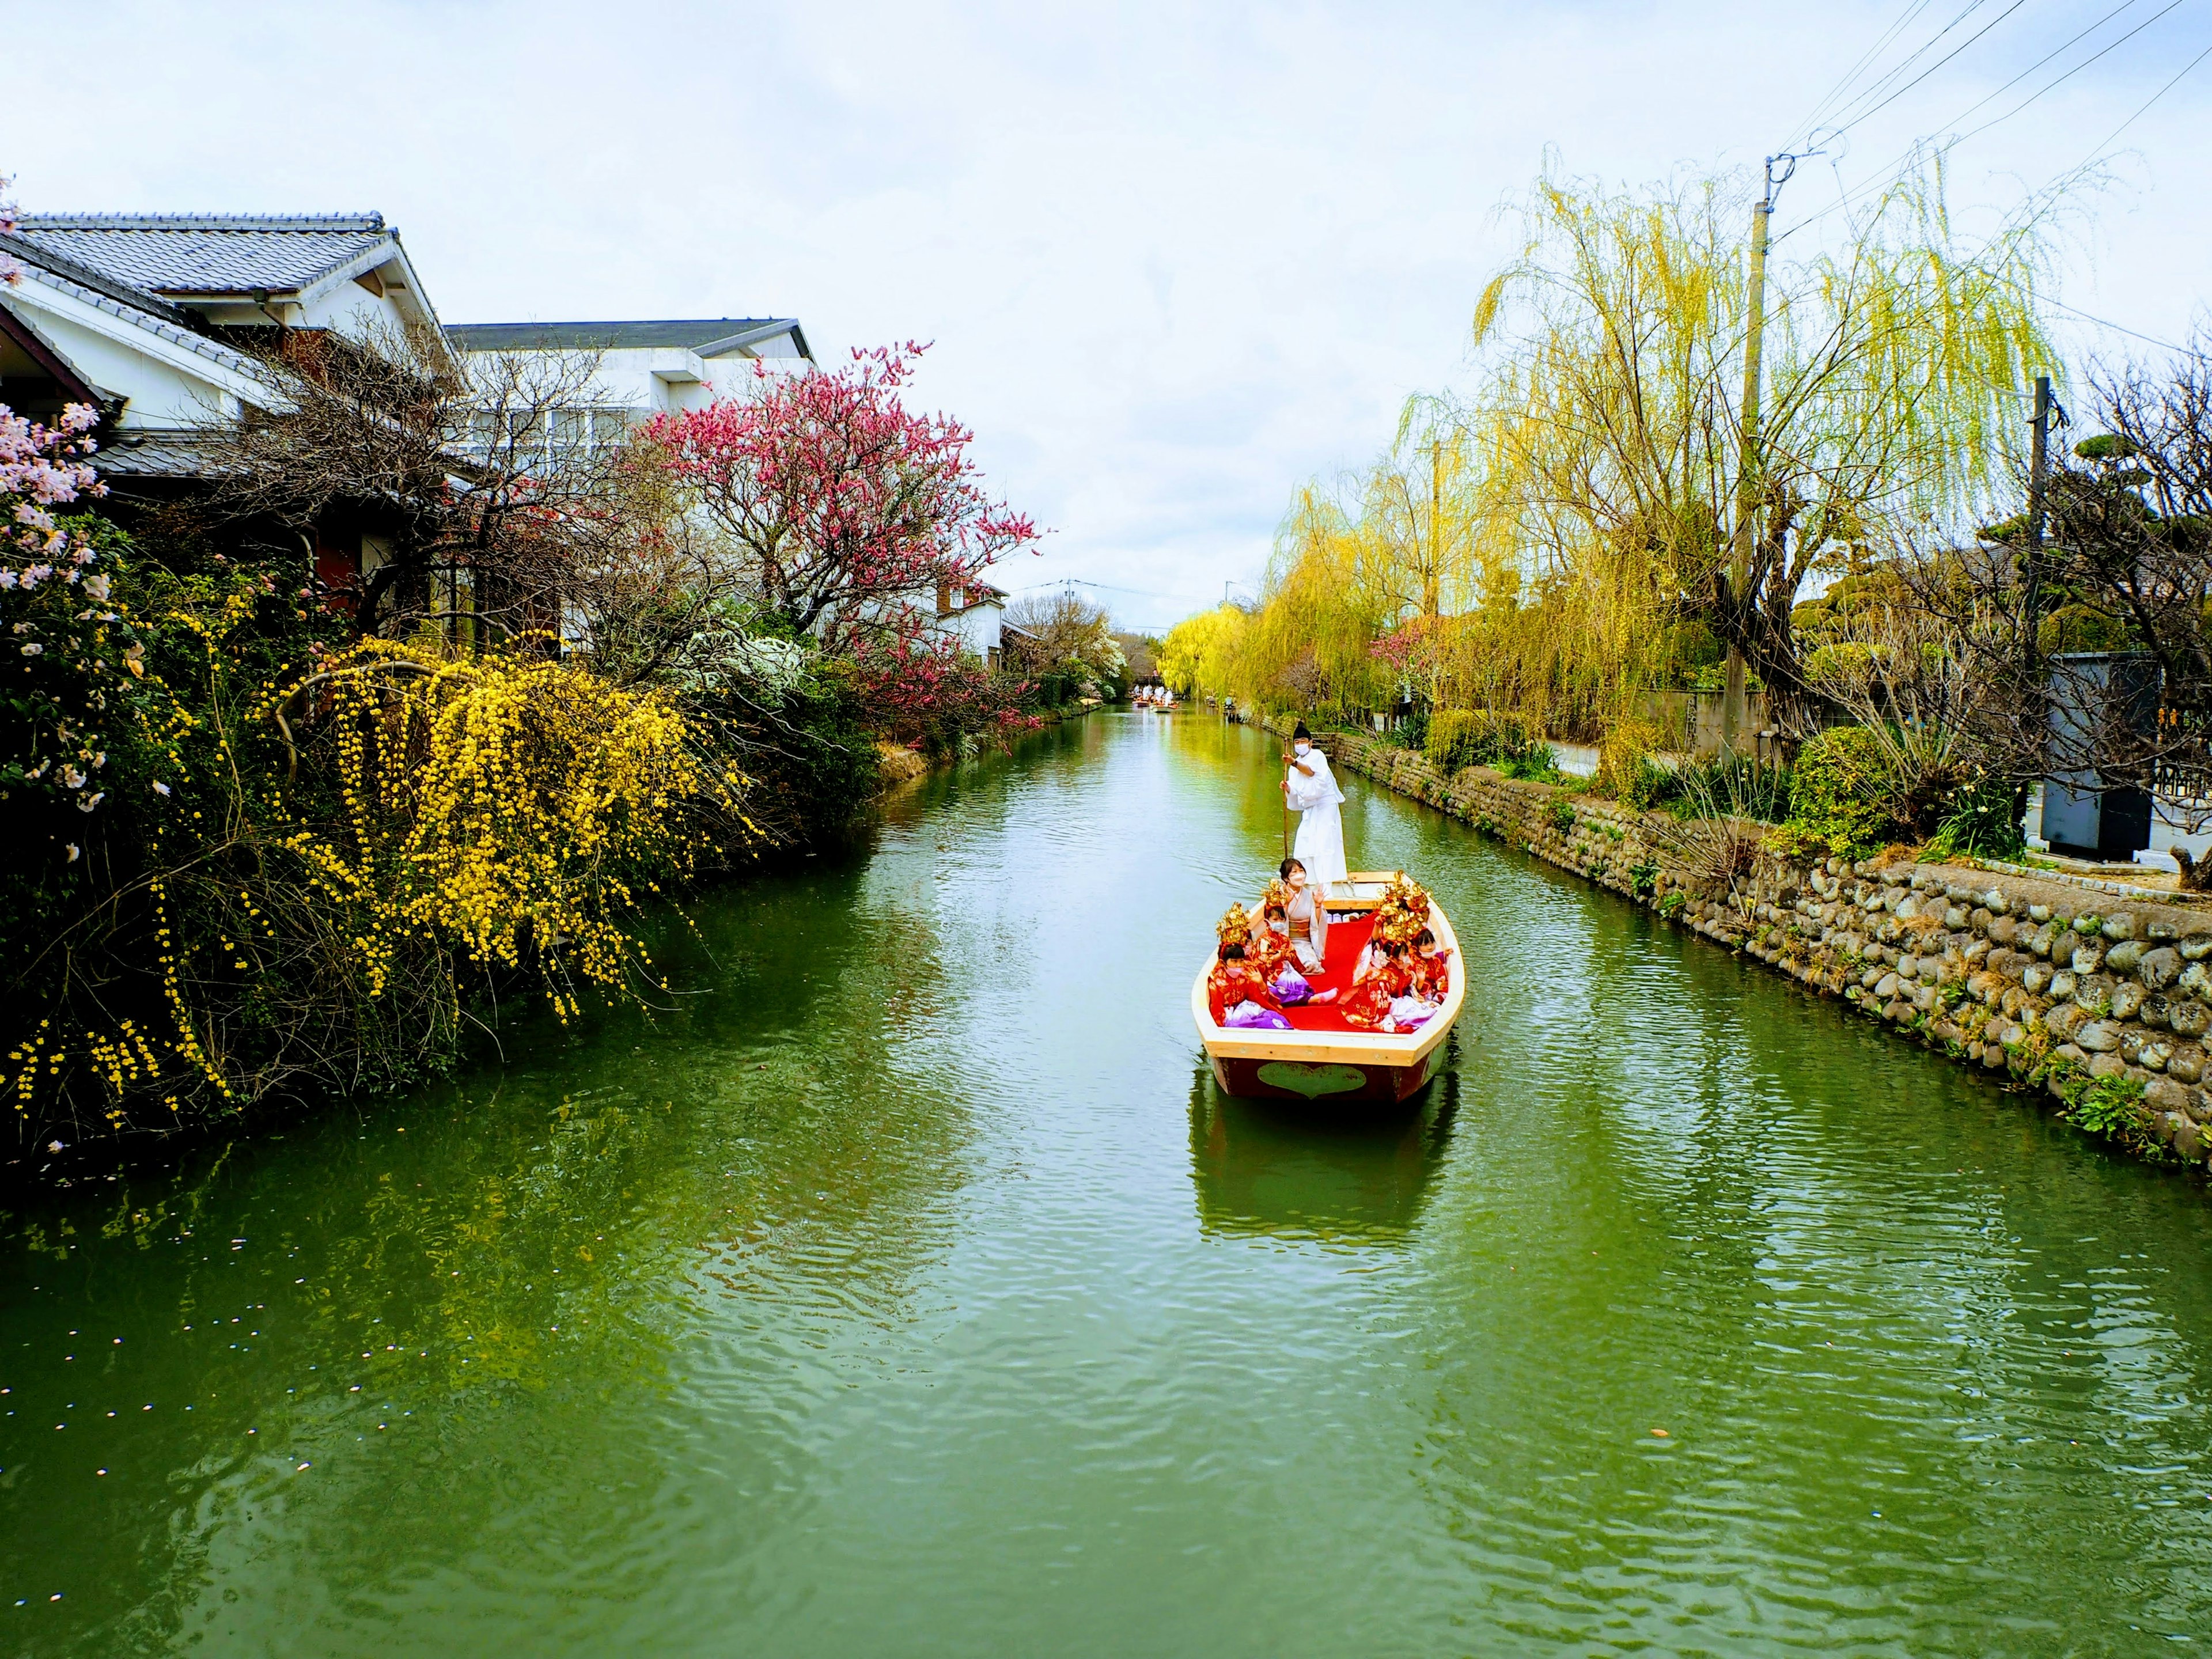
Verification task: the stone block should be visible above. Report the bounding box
[2138,946,2181,988]
[2141,994,2172,1030]
[2105,940,2146,975]
[2072,945,2106,975]
[1885,998,1915,1023]
[2111,982,2147,1021]
[1984,1044,2008,1069]
[2169,1044,2207,1084]
[2022,963,2054,995]
[1874,972,1900,999]
[2045,1003,2086,1041]
[2147,1076,2191,1113]
[1990,915,2020,946]
[2103,911,2139,941]
[2089,1051,2128,1078]
[2075,1020,2122,1052]
[2175,1118,2205,1160]
[2172,1000,2210,1038]
[2181,931,2212,962]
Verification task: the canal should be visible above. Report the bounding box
[3,714,2210,1655]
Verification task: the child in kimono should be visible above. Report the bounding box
[1409,927,1452,1003]
[1207,942,1292,1031]
[1341,937,1415,1031]
[1254,897,1338,1006]
[1277,857,1329,975]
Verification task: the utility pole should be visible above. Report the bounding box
[1425,439,1442,619]
[2020,373,2052,681]
[1722,156,1783,758]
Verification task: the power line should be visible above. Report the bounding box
[1778,0,2194,241]
[2045,296,2195,353]
[1936,0,2149,134]
[1948,0,2191,146]
[1819,0,2029,143]
[2075,33,2212,164]
[1785,0,1942,150]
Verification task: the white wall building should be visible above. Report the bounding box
[0,211,448,468]
[931,580,1007,671]
[443,317,813,429]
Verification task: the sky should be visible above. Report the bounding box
[5,0,2210,631]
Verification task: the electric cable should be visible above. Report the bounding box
[1778,0,2194,242]
[1782,0,1942,151]
[1933,0,2149,134]
[2045,296,2194,353]
[2074,34,2212,165]
[1817,0,2029,143]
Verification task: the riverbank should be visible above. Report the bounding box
[1263,714,2212,1180]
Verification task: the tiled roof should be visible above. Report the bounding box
[11,214,393,297]
[446,319,796,353]
[0,254,268,386]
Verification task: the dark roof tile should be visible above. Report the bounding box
[445,319,795,353]
[12,214,393,297]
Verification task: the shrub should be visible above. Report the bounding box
[2070,1072,2146,1141]
[1425,709,1488,774]
[1626,756,1680,811]
[1428,709,1551,777]
[2037,603,2130,657]
[1769,726,1902,861]
[1927,771,2026,861]
[1500,744,1565,783]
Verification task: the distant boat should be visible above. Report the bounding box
[1191,872,1463,1104]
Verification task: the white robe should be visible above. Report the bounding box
[1286,748,1349,887]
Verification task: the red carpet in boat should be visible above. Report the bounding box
[1279,912,1376,1033]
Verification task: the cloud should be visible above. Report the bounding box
[6,0,2208,632]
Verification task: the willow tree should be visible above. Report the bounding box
[1158,603,1251,700]
[1459,151,2059,734]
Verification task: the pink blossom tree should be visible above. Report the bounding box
[646,344,1039,652]
[2,399,119,816]
[1,172,21,285]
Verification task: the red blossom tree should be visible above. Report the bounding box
[845,620,1040,752]
[646,344,1039,651]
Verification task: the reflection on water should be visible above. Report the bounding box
[1187,1059,1456,1244]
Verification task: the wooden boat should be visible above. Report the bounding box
[1191,871,1464,1104]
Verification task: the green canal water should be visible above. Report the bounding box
[3,715,2211,1656]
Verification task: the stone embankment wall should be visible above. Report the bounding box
[1275,719,2212,1176]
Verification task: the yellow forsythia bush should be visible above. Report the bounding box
[289,639,745,1021]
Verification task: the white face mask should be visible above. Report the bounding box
[1294,741,1310,755]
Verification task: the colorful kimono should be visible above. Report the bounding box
[1342,960,1413,1031]
[1254,923,1314,1004]
[1282,885,1329,974]
[1207,964,1292,1031]
[1411,949,1452,1003]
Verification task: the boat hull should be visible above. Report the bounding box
[1206,1044,1441,1103]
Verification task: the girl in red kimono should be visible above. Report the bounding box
[1340,937,1415,1031]
[1208,942,1292,1030]
[1408,927,1452,1003]
[1253,898,1337,1006]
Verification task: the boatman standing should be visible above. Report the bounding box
[1281,722,1349,887]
